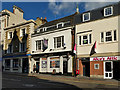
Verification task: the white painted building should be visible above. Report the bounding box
[31,13,78,75]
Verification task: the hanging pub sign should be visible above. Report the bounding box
[90,56,120,61]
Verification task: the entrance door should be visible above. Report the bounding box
[104,61,113,79]
[36,62,39,73]
[63,61,67,74]
[82,62,90,77]
[22,58,29,73]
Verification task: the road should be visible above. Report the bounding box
[2,72,79,89]
[2,72,120,90]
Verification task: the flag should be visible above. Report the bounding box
[73,44,76,54]
[90,41,97,56]
[43,39,48,52]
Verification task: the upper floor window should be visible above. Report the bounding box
[104,6,113,17]
[57,23,64,28]
[7,44,13,53]
[36,40,43,51]
[54,36,64,48]
[8,32,13,39]
[20,28,26,37]
[100,30,117,43]
[79,34,92,45]
[19,42,26,52]
[105,31,112,42]
[83,13,90,22]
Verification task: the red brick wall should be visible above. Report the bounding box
[90,61,104,75]
[79,60,83,75]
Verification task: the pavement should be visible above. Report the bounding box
[28,73,120,88]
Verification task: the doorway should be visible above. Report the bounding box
[113,61,120,80]
[82,61,90,77]
[63,61,68,74]
[36,62,39,73]
[104,61,113,79]
[22,58,29,73]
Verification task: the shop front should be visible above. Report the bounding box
[90,56,120,79]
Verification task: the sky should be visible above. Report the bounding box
[1,1,118,22]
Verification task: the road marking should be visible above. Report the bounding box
[2,78,21,81]
[23,84,34,87]
[38,81,63,86]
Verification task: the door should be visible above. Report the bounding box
[104,61,113,79]
[36,62,39,73]
[63,61,67,74]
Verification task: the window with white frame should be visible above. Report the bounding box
[7,44,12,53]
[8,32,13,39]
[79,34,91,45]
[104,6,113,17]
[57,23,64,28]
[83,13,90,22]
[105,31,112,42]
[100,32,104,42]
[114,30,117,41]
[36,40,43,51]
[50,60,60,68]
[54,36,64,48]
[19,42,26,52]
[94,64,99,69]
[13,59,19,68]
[20,28,26,37]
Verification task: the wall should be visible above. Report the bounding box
[31,28,72,54]
[76,16,119,57]
[90,61,104,78]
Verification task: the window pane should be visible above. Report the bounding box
[106,37,112,41]
[105,7,112,16]
[101,32,104,42]
[83,13,90,21]
[106,32,111,36]
[114,30,116,41]
[89,34,91,44]
[105,62,111,72]
[79,36,81,45]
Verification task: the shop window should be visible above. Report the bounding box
[5,59,10,68]
[50,60,60,68]
[54,36,64,48]
[41,61,47,68]
[105,31,112,42]
[94,64,99,69]
[13,59,19,68]
[104,6,113,17]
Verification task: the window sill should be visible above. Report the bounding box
[78,44,92,47]
[99,41,118,45]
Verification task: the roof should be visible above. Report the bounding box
[74,2,120,25]
[0,12,10,16]
[34,12,77,34]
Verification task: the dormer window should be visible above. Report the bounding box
[43,27,47,31]
[104,6,113,17]
[20,28,26,37]
[57,23,64,28]
[83,12,90,22]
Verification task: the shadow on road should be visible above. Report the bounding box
[2,72,81,90]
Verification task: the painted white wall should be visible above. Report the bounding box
[76,16,119,56]
[31,28,72,54]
